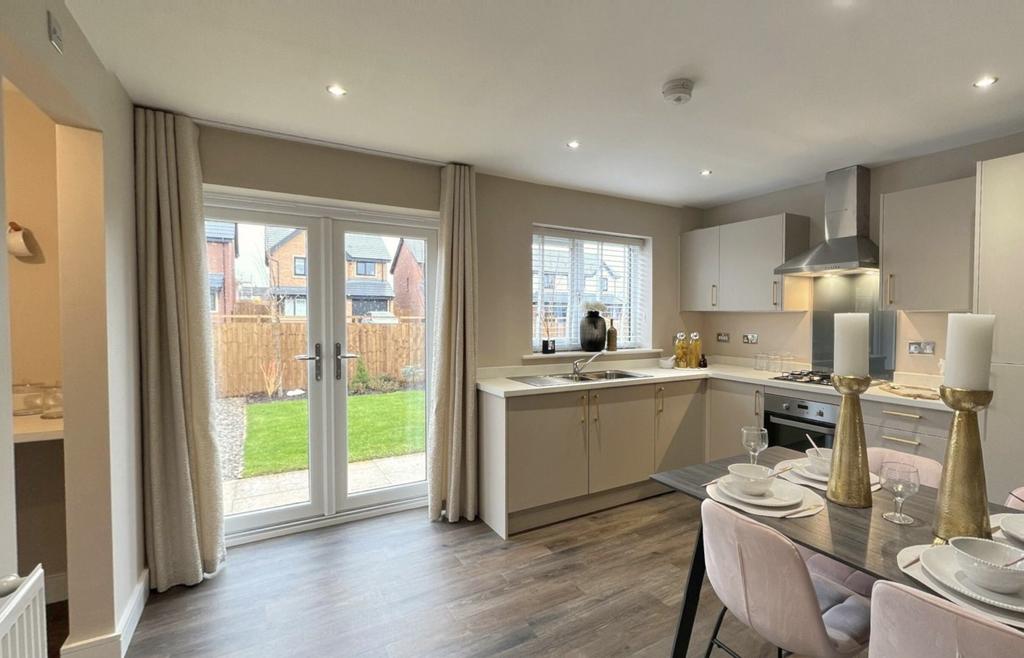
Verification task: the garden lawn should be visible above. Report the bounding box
[242,390,426,477]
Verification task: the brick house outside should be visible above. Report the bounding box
[206,220,238,318]
[389,237,425,317]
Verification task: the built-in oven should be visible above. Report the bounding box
[763,393,838,453]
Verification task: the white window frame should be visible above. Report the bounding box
[531,225,652,352]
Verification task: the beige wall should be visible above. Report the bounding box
[0,76,14,576]
[199,129,702,367]
[688,312,812,363]
[3,86,62,385]
[698,130,1024,375]
[200,126,440,212]
[476,174,700,366]
[1,0,142,653]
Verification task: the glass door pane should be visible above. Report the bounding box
[336,229,431,503]
[206,218,324,532]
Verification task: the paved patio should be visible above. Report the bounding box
[222,452,426,515]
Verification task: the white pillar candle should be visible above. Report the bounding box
[834,313,869,377]
[944,313,995,390]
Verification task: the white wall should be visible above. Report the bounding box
[0,76,16,578]
[0,1,142,654]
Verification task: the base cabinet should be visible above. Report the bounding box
[655,380,706,472]
[708,379,763,461]
[588,385,656,493]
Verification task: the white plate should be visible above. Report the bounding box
[920,545,1024,613]
[791,459,881,485]
[717,476,804,507]
[777,459,881,493]
[1001,515,1024,545]
[898,545,1024,630]
[707,483,823,519]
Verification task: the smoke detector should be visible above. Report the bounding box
[662,78,694,105]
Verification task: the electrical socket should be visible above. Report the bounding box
[742,333,759,344]
[716,333,730,343]
[908,340,936,355]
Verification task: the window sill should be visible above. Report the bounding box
[521,348,663,362]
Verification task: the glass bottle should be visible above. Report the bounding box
[674,331,689,367]
[688,331,702,368]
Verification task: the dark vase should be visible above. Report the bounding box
[580,311,607,352]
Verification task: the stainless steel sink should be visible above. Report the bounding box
[509,370,650,387]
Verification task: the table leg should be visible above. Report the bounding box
[672,522,706,658]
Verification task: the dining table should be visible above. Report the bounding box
[652,446,1015,658]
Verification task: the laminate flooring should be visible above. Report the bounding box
[127,493,788,657]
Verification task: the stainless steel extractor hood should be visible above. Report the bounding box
[774,165,879,276]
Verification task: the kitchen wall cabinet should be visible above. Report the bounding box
[707,379,763,461]
[655,380,706,472]
[506,391,589,512]
[588,385,656,493]
[679,213,809,313]
[880,176,975,312]
[679,226,719,311]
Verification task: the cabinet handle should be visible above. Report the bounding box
[887,273,895,305]
[592,394,600,423]
[579,394,587,424]
[711,284,717,307]
[882,434,921,446]
[883,409,922,420]
[754,389,762,416]
[657,386,665,414]
[772,280,778,306]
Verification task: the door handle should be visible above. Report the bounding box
[711,284,717,307]
[334,343,360,380]
[887,273,895,305]
[657,386,665,414]
[772,280,778,306]
[295,343,322,381]
[579,394,587,425]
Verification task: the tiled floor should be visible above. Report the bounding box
[222,452,426,514]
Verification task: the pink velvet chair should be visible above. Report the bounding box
[701,499,871,658]
[799,448,943,598]
[1005,486,1024,510]
[869,581,1024,656]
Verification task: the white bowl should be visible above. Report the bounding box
[949,536,1024,594]
[727,463,774,496]
[658,356,676,369]
[805,448,833,476]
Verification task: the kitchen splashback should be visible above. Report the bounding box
[810,272,896,379]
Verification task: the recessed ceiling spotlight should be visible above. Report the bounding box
[699,169,712,176]
[566,140,581,150]
[326,83,347,97]
[973,75,998,89]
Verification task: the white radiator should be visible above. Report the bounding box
[0,565,46,658]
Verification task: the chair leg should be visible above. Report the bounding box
[703,606,728,658]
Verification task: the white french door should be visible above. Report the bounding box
[204,193,435,536]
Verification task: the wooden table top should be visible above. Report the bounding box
[652,446,1014,588]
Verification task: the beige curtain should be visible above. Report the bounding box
[135,108,225,591]
[428,164,479,522]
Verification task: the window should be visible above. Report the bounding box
[356,261,376,276]
[352,298,389,316]
[209,290,219,312]
[532,228,650,351]
[282,296,308,317]
[293,256,307,277]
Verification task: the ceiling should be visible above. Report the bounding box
[67,0,1024,208]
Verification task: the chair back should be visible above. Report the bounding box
[870,581,1024,657]
[700,499,836,657]
[867,447,942,488]
[1005,486,1024,510]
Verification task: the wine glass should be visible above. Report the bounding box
[880,461,920,525]
[741,426,768,465]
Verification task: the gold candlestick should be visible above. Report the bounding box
[933,386,993,543]
[827,374,874,508]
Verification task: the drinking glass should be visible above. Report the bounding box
[880,461,920,525]
[741,426,768,465]
[767,352,782,372]
[754,353,769,371]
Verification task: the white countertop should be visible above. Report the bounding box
[477,363,951,412]
[12,415,64,443]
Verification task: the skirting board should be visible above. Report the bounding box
[46,571,67,604]
[507,480,670,535]
[60,568,149,658]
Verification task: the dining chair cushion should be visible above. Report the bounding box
[869,580,1024,657]
[1005,486,1024,510]
[701,500,869,658]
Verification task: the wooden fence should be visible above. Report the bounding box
[213,320,426,398]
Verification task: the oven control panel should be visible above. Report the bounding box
[763,393,839,425]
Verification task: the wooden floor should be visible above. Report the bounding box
[128,493,781,657]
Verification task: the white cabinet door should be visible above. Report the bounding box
[679,227,719,311]
[719,215,785,312]
[507,391,590,512]
[880,177,975,312]
[655,380,706,471]
[977,153,1024,365]
[707,379,763,461]
[588,385,656,493]
[983,363,1024,503]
